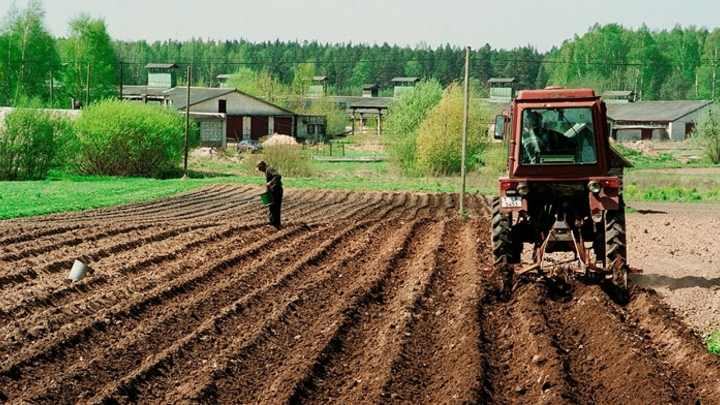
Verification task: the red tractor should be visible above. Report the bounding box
[491,87,640,285]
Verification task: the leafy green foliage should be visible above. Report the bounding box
[691,105,720,164]
[0,0,59,106]
[246,145,314,178]
[382,79,443,173]
[708,331,720,355]
[73,100,196,177]
[0,105,74,180]
[415,83,493,175]
[57,13,119,103]
[225,67,287,103]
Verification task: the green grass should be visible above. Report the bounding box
[0,173,244,219]
[708,331,720,355]
[624,170,720,203]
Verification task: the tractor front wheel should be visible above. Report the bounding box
[604,196,627,268]
[492,196,517,266]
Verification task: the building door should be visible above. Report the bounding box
[226,116,243,141]
[251,116,269,139]
[243,117,251,140]
[274,117,293,136]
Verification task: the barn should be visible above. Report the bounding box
[122,64,326,147]
[606,99,713,141]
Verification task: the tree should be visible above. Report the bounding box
[290,61,315,96]
[350,60,373,90]
[691,105,720,164]
[698,29,720,101]
[382,79,443,173]
[415,83,492,175]
[226,66,287,102]
[625,25,663,100]
[57,13,119,105]
[0,0,59,105]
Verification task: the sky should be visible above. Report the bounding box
[2,0,720,52]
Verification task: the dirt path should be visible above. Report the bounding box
[0,185,718,404]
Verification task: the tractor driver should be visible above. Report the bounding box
[521,111,546,163]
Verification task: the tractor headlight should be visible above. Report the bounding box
[588,180,602,194]
[517,182,530,196]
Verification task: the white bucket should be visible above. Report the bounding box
[68,260,90,281]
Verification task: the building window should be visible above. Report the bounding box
[218,99,227,113]
[307,124,316,134]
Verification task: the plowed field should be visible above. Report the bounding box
[1,184,719,404]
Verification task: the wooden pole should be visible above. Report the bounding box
[119,61,123,100]
[85,63,91,106]
[183,66,191,178]
[460,46,470,215]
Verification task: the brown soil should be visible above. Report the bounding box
[1,185,719,404]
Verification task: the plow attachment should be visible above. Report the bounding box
[487,218,642,291]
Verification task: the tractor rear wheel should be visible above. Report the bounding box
[604,196,627,267]
[492,196,517,265]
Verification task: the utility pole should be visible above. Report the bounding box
[49,67,54,106]
[183,65,192,179]
[86,63,91,106]
[460,46,470,215]
[119,61,123,100]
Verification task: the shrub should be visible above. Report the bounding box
[73,100,196,177]
[691,105,720,164]
[414,83,493,175]
[243,144,314,178]
[382,79,443,174]
[0,107,74,181]
[708,331,720,355]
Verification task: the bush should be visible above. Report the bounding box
[243,144,314,178]
[73,100,196,177]
[691,106,720,164]
[708,331,720,355]
[414,83,493,175]
[382,79,443,174]
[0,107,74,181]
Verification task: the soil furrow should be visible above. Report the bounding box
[0,223,84,248]
[177,217,428,404]
[0,222,221,293]
[105,192,416,395]
[0,223,159,263]
[540,282,691,404]
[382,216,489,404]
[0,223,310,378]
[291,218,446,404]
[85,213,410,405]
[0,185,717,405]
[483,282,575,404]
[627,288,720,402]
[2,191,408,403]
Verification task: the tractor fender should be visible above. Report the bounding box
[589,188,619,212]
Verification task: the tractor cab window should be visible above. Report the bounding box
[520,107,597,165]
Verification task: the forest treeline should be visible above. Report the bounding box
[4,0,720,107]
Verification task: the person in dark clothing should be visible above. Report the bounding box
[256,160,283,229]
